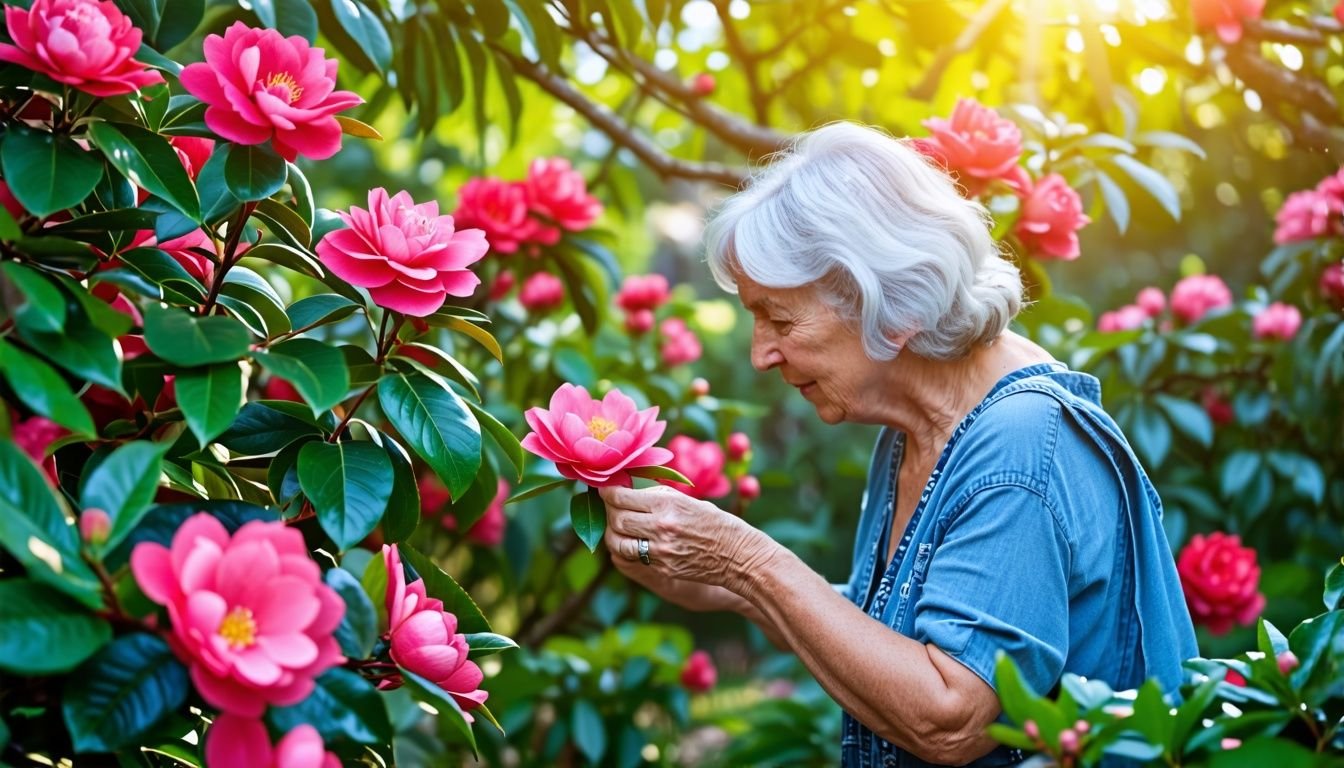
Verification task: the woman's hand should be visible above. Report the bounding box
[598,484,777,600]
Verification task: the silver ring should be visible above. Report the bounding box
[637,538,651,565]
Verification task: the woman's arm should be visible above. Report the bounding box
[600,485,1002,765]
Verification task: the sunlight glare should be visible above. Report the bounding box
[1136,67,1167,94]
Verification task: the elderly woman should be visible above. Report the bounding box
[599,123,1197,767]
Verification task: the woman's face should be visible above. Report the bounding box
[737,275,886,425]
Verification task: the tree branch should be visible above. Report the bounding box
[712,0,769,124]
[1241,17,1331,46]
[491,47,749,187]
[909,0,1014,100]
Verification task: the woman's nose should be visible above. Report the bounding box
[750,326,782,371]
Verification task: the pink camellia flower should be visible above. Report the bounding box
[156,228,216,284]
[79,508,110,545]
[518,271,565,312]
[918,99,1024,196]
[521,383,674,487]
[418,472,452,517]
[1337,0,1344,25]
[524,158,603,242]
[1015,174,1091,261]
[615,274,671,313]
[1201,387,1235,426]
[660,317,702,367]
[1176,532,1265,635]
[1273,183,1344,245]
[1253,302,1302,341]
[381,545,488,718]
[261,377,303,404]
[1170,274,1233,324]
[179,22,363,161]
[13,415,65,485]
[660,436,732,500]
[624,309,655,335]
[690,377,710,397]
[130,514,345,716]
[1321,263,1344,309]
[206,713,340,768]
[453,177,537,255]
[0,0,164,97]
[442,479,508,546]
[169,136,215,181]
[726,432,751,461]
[1190,0,1266,45]
[690,72,716,96]
[1277,650,1300,675]
[1097,304,1148,333]
[1135,287,1166,317]
[317,188,489,317]
[680,650,717,693]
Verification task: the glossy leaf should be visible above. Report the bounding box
[463,632,519,657]
[223,143,288,202]
[298,440,393,550]
[269,668,392,745]
[570,487,605,553]
[378,370,482,500]
[0,579,111,675]
[399,669,478,757]
[62,634,189,753]
[254,339,350,416]
[176,361,246,446]
[378,434,420,544]
[218,401,326,456]
[287,294,360,331]
[327,567,378,659]
[330,0,392,73]
[88,122,201,221]
[1,126,102,216]
[80,440,168,553]
[142,303,252,367]
[628,465,693,486]
[0,339,95,436]
[1,262,66,333]
[464,399,524,481]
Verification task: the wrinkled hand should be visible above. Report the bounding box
[599,484,776,601]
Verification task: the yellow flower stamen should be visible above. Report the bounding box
[264,72,303,104]
[587,416,618,442]
[217,606,258,650]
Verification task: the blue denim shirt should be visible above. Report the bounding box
[839,363,1197,768]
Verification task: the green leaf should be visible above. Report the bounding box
[570,487,605,553]
[15,301,123,393]
[447,454,498,534]
[441,316,503,362]
[1,125,102,216]
[464,400,524,481]
[223,143,287,202]
[506,476,571,504]
[1,262,66,332]
[88,122,201,222]
[253,0,319,40]
[287,294,360,331]
[1207,737,1331,768]
[154,0,204,49]
[1287,610,1344,699]
[218,401,325,455]
[0,441,101,607]
[399,669,478,757]
[398,545,490,634]
[176,362,246,446]
[378,370,482,500]
[298,441,392,550]
[360,548,389,633]
[628,465,693,486]
[1093,169,1130,235]
[1110,155,1181,221]
[993,653,1032,725]
[62,634,189,753]
[119,247,209,303]
[254,339,350,416]
[463,632,519,657]
[378,434,420,544]
[0,339,94,436]
[1325,562,1344,611]
[326,567,378,659]
[571,699,607,764]
[1220,451,1262,498]
[253,197,311,249]
[1154,394,1213,449]
[1257,618,1291,658]
[80,440,168,553]
[330,0,392,73]
[142,303,252,367]
[269,668,392,745]
[0,579,111,675]
[1133,130,1207,159]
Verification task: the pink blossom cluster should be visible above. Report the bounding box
[381,545,488,717]
[659,436,732,500]
[1097,286,1165,332]
[680,650,718,692]
[915,98,1090,261]
[1321,263,1344,309]
[0,0,163,96]
[518,271,565,313]
[1252,302,1302,341]
[616,274,671,334]
[1274,168,1344,245]
[454,158,602,256]
[659,317,702,367]
[1190,0,1265,45]
[1170,274,1233,324]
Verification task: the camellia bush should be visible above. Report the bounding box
[3,0,1344,766]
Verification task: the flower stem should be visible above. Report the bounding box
[200,202,258,315]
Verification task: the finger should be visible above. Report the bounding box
[607,507,657,539]
[599,484,656,511]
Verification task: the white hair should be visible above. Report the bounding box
[704,122,1023,361]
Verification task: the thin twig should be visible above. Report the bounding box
[200,202,257,315]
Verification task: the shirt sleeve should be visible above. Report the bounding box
[912,483,1071,697]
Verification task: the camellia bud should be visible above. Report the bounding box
[690,377,710,397]
[624,308,654,335]
[1074,719,1090,734]
[737,474,760,500]
[1320,262,1344,309]
[1058,728,1079,755]
[1221,738,1242,750]
[80,508,111,546]
[690,72,716,96]
[1277,650,1300,674]
[726,432,751,461]
[1023,720,1039,741]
